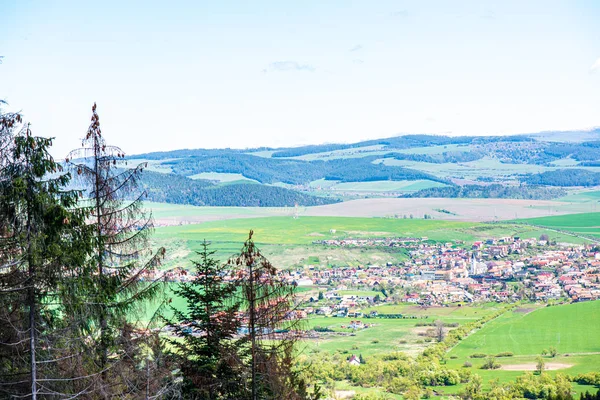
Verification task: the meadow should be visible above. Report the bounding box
[440,301,600,396]
[517,212,600,238]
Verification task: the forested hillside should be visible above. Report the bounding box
[162,154,446,185]
[140,171,339,206]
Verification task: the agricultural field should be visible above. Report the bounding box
[441,301,600,396]
[517,212,600,238]
[303,198,594,221]
[558,189,600,203]
[149,201,292,225]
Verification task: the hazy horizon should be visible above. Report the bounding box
[2,0,600,157]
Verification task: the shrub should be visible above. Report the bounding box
[463,361,472,368]
[495,352,514,358]
[372,339,380,344]
[481,357,501,370]
[469,353,487,358]
[573,372,600,386]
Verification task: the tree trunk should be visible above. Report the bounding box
[248,260,257,400]
[25,127,37,400]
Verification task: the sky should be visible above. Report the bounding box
[1,0,600,157]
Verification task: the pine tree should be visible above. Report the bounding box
[166,240,245,399]
[66,103,167,396]
[229,230,310,400]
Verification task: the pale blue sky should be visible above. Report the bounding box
[1,0,600,157]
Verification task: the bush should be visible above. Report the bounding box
[573,372,600,386]
[495,352,514,358]
[481,357,501,370]
[372,339,380,344]
[469,353,487,358]
[463,361,472,368]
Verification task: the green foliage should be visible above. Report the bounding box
[481,357,500,370]
[470,353,488,358]
[526,169,600,187]
[573,372,600,386]
[160,152,446,185]
[0,119,92,397]
[165,241,245,399]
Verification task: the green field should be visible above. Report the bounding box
[154,216,478,246]
[517,212,600,238]
[440,301,600,396]
[559,189,600,203]
[449,302,600,357]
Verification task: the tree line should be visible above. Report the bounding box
[401,184,567,200]
[0,104,316,399]
[525,169,600,187]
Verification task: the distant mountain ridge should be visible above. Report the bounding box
[129,130,600,207]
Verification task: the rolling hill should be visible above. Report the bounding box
[128,131,600,207]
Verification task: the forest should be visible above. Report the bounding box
[162,154,446,185]
[0,104,318,400]
[140,171,339,207]
[525,169,600,187]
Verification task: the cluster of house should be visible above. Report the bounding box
[290,236,600,307]
[313,237,421,247]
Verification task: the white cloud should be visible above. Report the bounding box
[590,58,600,73]
[262,61,316,73]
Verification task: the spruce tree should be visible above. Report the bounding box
[66,103,167,396]
[166,240,244,399]
[229,230,310,400]
[0,117,90,398]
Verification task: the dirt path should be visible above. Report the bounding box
[500,363,573,371]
